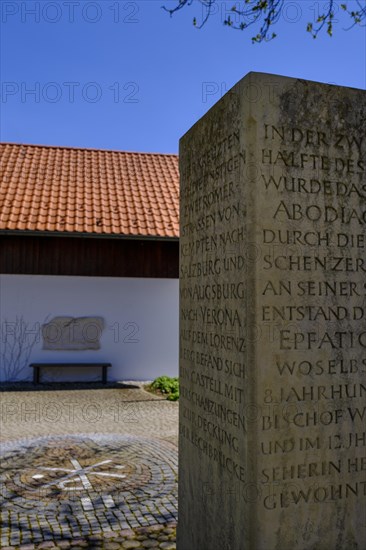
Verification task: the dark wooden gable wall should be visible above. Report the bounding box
[0,235,179,278]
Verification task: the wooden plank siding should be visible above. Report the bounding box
[0,235,179,278]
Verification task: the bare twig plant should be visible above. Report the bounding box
[1,316,41,381]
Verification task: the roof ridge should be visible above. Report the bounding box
[0,142,179,157]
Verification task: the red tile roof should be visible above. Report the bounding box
[0,143,179,238]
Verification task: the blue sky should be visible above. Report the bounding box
[1,0,365,153]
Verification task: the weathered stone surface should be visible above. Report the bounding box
[122,541,141,549]
[178,73,366,550]
[42,317,104,350]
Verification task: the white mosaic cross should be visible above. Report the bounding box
[30,457,128,509]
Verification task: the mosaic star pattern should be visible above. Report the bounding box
[0,435,178,547]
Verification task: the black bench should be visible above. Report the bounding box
[30,363,112,385]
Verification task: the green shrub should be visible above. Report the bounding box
[149,375,179,401]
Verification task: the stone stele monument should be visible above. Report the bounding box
[178,73,366,550]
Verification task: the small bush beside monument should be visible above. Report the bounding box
[146,376,179,401]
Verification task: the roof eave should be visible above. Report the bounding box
[0,229,179,242]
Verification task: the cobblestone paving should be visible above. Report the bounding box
[0,383,178,446]
[0,384,178,549]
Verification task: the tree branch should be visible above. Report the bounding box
[162,0,366,42]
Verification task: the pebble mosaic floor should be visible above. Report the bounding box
[0,386,178,550]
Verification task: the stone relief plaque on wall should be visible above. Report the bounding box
[42,317,104,350]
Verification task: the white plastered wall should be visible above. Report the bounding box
[0,275,179,382]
